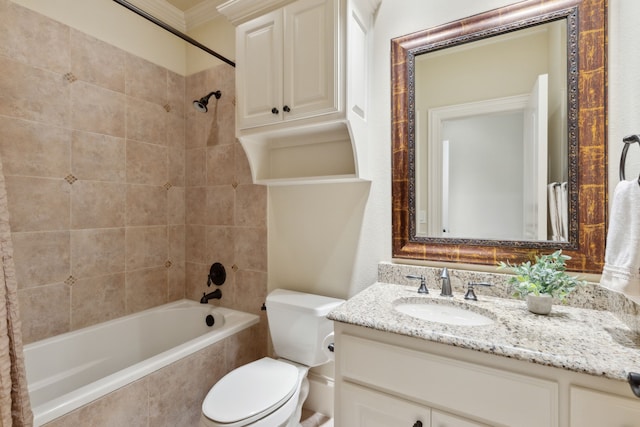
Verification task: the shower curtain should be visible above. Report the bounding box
[0,156,33,426]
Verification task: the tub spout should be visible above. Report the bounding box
[200,289,222,304]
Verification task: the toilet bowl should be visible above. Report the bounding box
[200,358,309,427]
[200,289,344,427]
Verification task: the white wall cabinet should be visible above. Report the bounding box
[334,322,640,427]
[219,0,378,184]
[236,0,337,130]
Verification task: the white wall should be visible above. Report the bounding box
[186,14,236,75]
[11,0,189,74]
[11,0,235,75]
[609,0,640,189]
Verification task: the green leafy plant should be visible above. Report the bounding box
[497,250,585,302]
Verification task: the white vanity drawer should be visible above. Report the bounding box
[339,334,558,427]
[570,386,640,427]
[432,409,490,427]
[339,382,431,427]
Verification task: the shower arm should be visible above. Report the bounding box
[112,0,235,68]
[193,90,222,113]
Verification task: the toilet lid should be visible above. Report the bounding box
[202,357,299,426]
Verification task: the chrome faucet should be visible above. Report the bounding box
[406,275,428,294]
[200,289,222,304]
[440,268,453,297]
[464,282,491,301]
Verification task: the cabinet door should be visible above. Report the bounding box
[236,10,283,129]
[432,409,490,427]
[283,0,338,121]
[339,382,431,427]
[570,386,640,427]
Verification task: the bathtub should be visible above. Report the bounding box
[23,299,259,426]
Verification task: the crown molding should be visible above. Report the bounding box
[217,0,294,26]
[127,0,187,32]
[217,0,382,26]
[125,0,224,33]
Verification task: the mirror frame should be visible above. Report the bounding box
[391,0,607,273]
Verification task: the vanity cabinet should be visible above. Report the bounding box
[219,0,377,184]
[334,322,640,427]
[236,0,337,130]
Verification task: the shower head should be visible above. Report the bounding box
[193,90,222,113]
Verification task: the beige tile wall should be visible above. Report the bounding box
[184,64,269,348]
[0,1,268,356]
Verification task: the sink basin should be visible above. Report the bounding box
[394,300,494,326]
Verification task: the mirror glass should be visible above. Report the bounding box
[391,0,607,273]
[414,20,568,242]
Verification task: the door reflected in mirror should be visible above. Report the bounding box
[414,20,568,242]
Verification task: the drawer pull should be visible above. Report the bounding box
[412,421,423,427]
[628,372,640,398]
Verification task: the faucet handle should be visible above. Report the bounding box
[464,282,491,301]
[405,275,428,294]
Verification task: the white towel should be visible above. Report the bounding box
[559,182,568,241]
[548,183,562,241]
[547,182,568,241]
[600,180,640,298]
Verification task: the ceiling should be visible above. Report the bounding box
[165,0,209,11]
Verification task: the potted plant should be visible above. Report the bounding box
[498,250,585,315]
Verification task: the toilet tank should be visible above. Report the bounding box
[266,289,344,367]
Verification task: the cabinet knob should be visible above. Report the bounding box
[271,107,279,114]
[412,421,423,427]
[283,105,291,112]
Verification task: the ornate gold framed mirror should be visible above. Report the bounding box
[391,0,606,272]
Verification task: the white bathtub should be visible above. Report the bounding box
[23,299,259,426]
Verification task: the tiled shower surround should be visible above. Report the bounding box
[0,0,267,415]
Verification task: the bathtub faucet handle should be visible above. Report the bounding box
[207,262,226,287]
[200,289,222,304]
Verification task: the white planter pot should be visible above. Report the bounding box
[526,294,553,315]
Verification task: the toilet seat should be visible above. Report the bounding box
[202,358,300,427]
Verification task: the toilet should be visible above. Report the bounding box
[200,289,344,427]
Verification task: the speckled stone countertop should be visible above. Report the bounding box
[328,282,640,382]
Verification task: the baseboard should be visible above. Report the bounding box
[303,372,335,417]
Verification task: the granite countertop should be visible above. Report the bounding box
[327,282,640,382]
